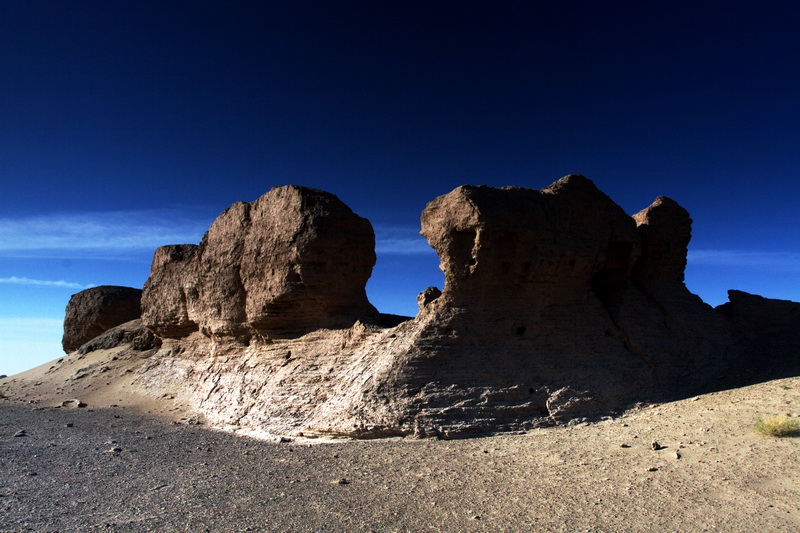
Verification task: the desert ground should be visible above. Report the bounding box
[1,353,798,532]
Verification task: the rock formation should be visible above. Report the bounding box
[715,290,800,386]
[56,176,800,439]
[717,290,800,341]
[141,185,378,340]
[368,175,733,434]
[62,286,143,352]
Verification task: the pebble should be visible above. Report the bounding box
[651,440,663,451]
[337,478,350,485]
[646,466,659,472]
[13,430,26,437]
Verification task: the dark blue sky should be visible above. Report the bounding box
[1,2,799,374]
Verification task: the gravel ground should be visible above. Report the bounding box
[1,375,799,533]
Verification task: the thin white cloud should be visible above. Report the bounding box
[0,277,95,289]
[374,225,434,255]
[0,209,211,259]
[0,317,64,375]
[688,249,800,270]
[0,317,63,335]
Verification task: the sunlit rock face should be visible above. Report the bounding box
[62,286,142,353]
[141,185,378,341]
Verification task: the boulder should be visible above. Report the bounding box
[62,286,142,353]
[142,185,379,340]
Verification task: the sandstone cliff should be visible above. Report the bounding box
[54,177,799,438]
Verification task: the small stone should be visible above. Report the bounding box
[60,399,86,409]
[651,440,663,450]
[13,430,26,437]
[619,443,630,448]
[337,478,350,485]
[674,451,681,460]
[646,466,659,472]
[65,422,74,428]
[107,447,123,453]
[279,436,292,443]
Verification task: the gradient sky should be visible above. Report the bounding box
[2,2,799,376]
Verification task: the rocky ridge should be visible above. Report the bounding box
[51,176,800,438]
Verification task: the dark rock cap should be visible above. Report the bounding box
[62,286,142,353]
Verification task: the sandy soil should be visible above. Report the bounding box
[0,352,798,532]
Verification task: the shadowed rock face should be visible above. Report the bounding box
[632,196,691,283]
[141,185,378,340]
[717,290,800,340]
[62,286,142,353]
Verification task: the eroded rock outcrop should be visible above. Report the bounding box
[58,175,799,439]
[358,175,734,434]
[141,185,378,340]
[717,290,800,340]
[62,286,142,353]
[76,319,158,355]
[714,290,800,386]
